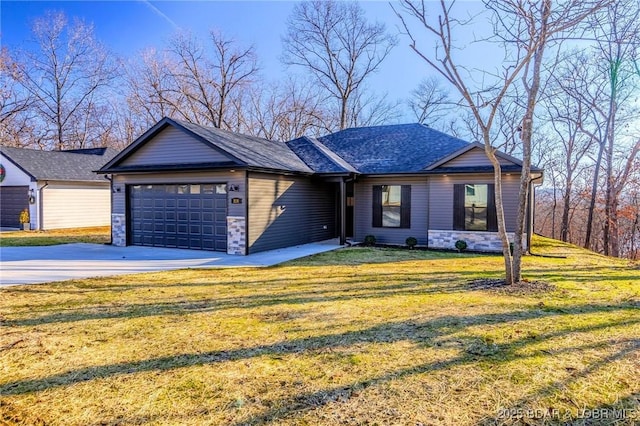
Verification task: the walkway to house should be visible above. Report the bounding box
[0,239,343,286]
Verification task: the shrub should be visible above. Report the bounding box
[364,235,376,246]
[19,209,30,224]
[455,239,467,252]
[405,236,418,249]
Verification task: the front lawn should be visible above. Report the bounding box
[0,226,110,247]
[0,236,638,425]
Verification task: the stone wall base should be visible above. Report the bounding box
[428,230,526,252]
[227,216,246,255]
[112,213,126,247]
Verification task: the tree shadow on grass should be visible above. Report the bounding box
[1,271,505,327]
[474,339,640,425]
[1,301,637,400]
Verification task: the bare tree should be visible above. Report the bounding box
[0,48,35,147]
[408,76,454,128]
[246,79,329,141]
[542,50,600,242]
[282,0,397,130]
[394,0,609,284]
[127,30,258,132]
[126,48,183,126]
[583,0,640,256]
[17,12,118,150]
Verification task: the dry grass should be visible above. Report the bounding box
[0,226,110,247]
[0,235,638,425]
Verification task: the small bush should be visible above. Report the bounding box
[19,209,30,224]
[364,235,376,246]
[455,239,467,252]
[405,236,418,249]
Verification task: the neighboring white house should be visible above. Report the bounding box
[0,147,117,230]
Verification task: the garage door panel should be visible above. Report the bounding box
[0,186,28,228]
[129,183,227,252]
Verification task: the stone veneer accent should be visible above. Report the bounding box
[428,230,526,252]
[227,216,246,255]
[112,213,126,247]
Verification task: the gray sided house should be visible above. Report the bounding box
[98,117,542,255]
[0,147,117,230]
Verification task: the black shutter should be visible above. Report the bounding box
[487,183,498,232]
[453,184,465,230]
[372,185,382,227]
[400,185,411,228]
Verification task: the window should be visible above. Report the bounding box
[372,185,411,228]
[382,185,401,227]
[454,183,497,232]
[464,184,487,231]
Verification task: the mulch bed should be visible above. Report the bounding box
[467,278,555,295]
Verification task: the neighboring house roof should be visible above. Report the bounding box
[312,123,471,174]
[0,146,118,182]
[100,118,313,174]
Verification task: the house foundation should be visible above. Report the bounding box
[428,230,526,252]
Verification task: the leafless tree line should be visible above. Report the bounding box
[1,2,399,152]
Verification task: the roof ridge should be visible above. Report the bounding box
[307,137,359,173]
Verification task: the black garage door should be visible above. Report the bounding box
[129,183,227,251]
[0,186,28,228]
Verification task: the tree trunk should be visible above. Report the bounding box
[513,0,549,283]
[340,96,348,130]
[485,143,513,284]
[585,139,605,249]
[560,177,572,242]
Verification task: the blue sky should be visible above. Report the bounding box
[0,1,487,120]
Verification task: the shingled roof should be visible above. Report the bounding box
[0,146,118,182]
[100,118,314,174]
[311,123,471,174]
[286,136,358,174]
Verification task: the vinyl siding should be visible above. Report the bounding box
[354,177,428,246]
[112,171,246,217]
[429,174,520,232]
[248,172,336,254]
[120,126,232,166]
[42,182,110,229]
[437,147,513,168]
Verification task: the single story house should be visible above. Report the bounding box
[98,117,542,255]
[0,147,117,230]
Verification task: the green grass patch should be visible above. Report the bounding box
[0,235,638,425]
[0,226,110,246]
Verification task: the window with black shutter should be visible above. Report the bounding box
[372,185,411,228]
[453,183,497,231]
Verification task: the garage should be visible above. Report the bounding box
[129,183,228,251]
[0,186,28,228]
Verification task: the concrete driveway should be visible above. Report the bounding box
[0,240,342,286]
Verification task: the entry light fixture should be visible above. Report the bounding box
[29,189,36,204]
[228,184,239,192]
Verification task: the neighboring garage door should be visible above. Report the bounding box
[129,183,228,251]
[0,186,28,228]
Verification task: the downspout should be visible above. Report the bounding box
[104,174,113,244]
[425,176,430,249]
[38,181,49,231]
[339,177,346,246]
